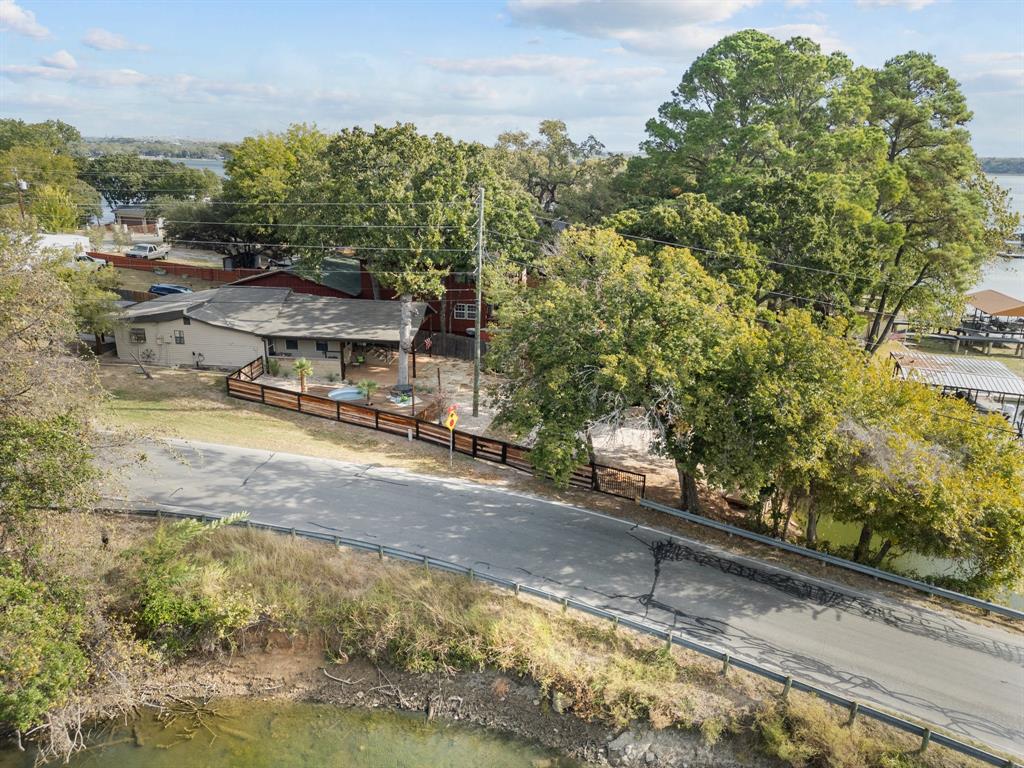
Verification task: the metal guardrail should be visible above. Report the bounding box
[640,499,1024,622]
[116,507,1018,768]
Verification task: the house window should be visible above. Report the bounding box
[285,339,299,350]
[315,341,328,354]
[129,328,146,344]
[453,303,477,320]
[182,317,191,325]
[174,331,185,345]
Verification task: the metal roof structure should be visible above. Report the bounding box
[121,285,427,343]
[891,351,1024,396]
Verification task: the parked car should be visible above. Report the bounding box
[75,253,108,267]
[126,243,165,260]
[148,283,193,296]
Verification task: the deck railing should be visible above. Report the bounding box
[226,358,646,500]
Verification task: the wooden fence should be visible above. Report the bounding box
[226,358,646,501]
[90,251,263,283]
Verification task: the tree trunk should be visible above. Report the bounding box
[804,509,818,548]
[853,524,873,563]
[780,498,795,543]
[675,461,701,514]
[869,539,893,568]
[397,294,413,386]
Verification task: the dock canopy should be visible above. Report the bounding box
[891,351,1024,396]
[966,289,1024,318]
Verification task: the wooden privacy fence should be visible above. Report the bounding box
[90,251,263,283]
[226,358,646,501]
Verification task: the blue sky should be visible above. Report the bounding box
[1,0,1022,154]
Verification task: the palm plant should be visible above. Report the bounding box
[356,379,379,405]
[293,357,313,393]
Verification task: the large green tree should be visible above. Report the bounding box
[297,123,538,385]
[489,227,744,502]
[83,154,220,208]
[494,119,622,220]
[626,31,1013,344]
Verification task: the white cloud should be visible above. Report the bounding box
[0,0,49,38]
[427,54,593,76]
[40,49,77,70]
[82,27,150,52]
[1,63,148,87]
[507,0,758,35]
[855,0,935,10]
[506,0,760,59]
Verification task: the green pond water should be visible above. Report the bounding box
[812,515,1024,610]
[0,700,580,768]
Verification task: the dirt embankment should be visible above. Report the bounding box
[147,643,771,768]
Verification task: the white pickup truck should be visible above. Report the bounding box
[125,243,166,260]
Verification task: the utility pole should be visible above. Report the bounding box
[473,185,485,417]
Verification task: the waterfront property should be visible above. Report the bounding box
[113,285,429,374]
[891,350,1024,436]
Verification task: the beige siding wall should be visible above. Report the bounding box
[114,318,263,369]
[265,336,343,360]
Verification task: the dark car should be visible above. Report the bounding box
[148,283,193,296]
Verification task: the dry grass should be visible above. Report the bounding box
[46,513,998,768]
[189,524,995,768]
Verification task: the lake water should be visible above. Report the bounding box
[0,700,579,768]
[977,174,1024,297]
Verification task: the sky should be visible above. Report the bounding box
[1,0,1022,155]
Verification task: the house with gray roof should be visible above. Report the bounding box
[113,285,429,373]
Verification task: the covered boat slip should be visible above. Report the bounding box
[891,351,1024,436]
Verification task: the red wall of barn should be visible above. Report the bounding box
[236,271,354,298]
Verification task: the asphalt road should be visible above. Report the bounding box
[115,440,1024,759]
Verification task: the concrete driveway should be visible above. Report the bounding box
[114,439,1024,760]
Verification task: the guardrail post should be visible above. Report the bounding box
[200,514,207,524]
[612,615,618,632]
[378,544,384,561]
[156,509,162,521]
[721,653,731,675]
[467,568,474,582]
[245,519,252,529]
[514,583,520,597]
[782,676,792,700]
[561,598,568,613]
[423,554,429,571]
[920,729,931,753]
[665,631,673,650]
[847,702,859,725]
[290,527,296,538]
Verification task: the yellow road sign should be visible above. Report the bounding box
[445,409,458,431]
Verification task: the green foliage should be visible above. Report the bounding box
[83,153,221,207]
[119,516,257,656]
[625,31,1015,348]
[356,379,379,404]
[266,357,281,376]
[27,184,78,232]
[0,144,101,224]
[0,119,81,154]
[57,264,122,351]
[0,562,89,732]
[79,136,226,159]
[817,364,1024,594]
[293,357,314,393]
[493,119,622,221]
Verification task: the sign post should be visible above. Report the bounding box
[445,405,458,469]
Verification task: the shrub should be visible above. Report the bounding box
[266,358,281,376]
[119,516,260,656]
[0,562,89,732]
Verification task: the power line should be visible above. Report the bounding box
[164,238,472,253]
[162,219,466,230]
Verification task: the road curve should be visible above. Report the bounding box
[114,440,1024,759]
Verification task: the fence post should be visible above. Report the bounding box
[501,443,508,464]
[920,729,931,752]
[261,386,265,404]
[336,401,341,420]
[847,702,859,725]
[472,435,478,458]
[297,394,302,413]
[375,410,380,430]
[415,421,420,440]
[591,462,598,491]
[782,677,792,700]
